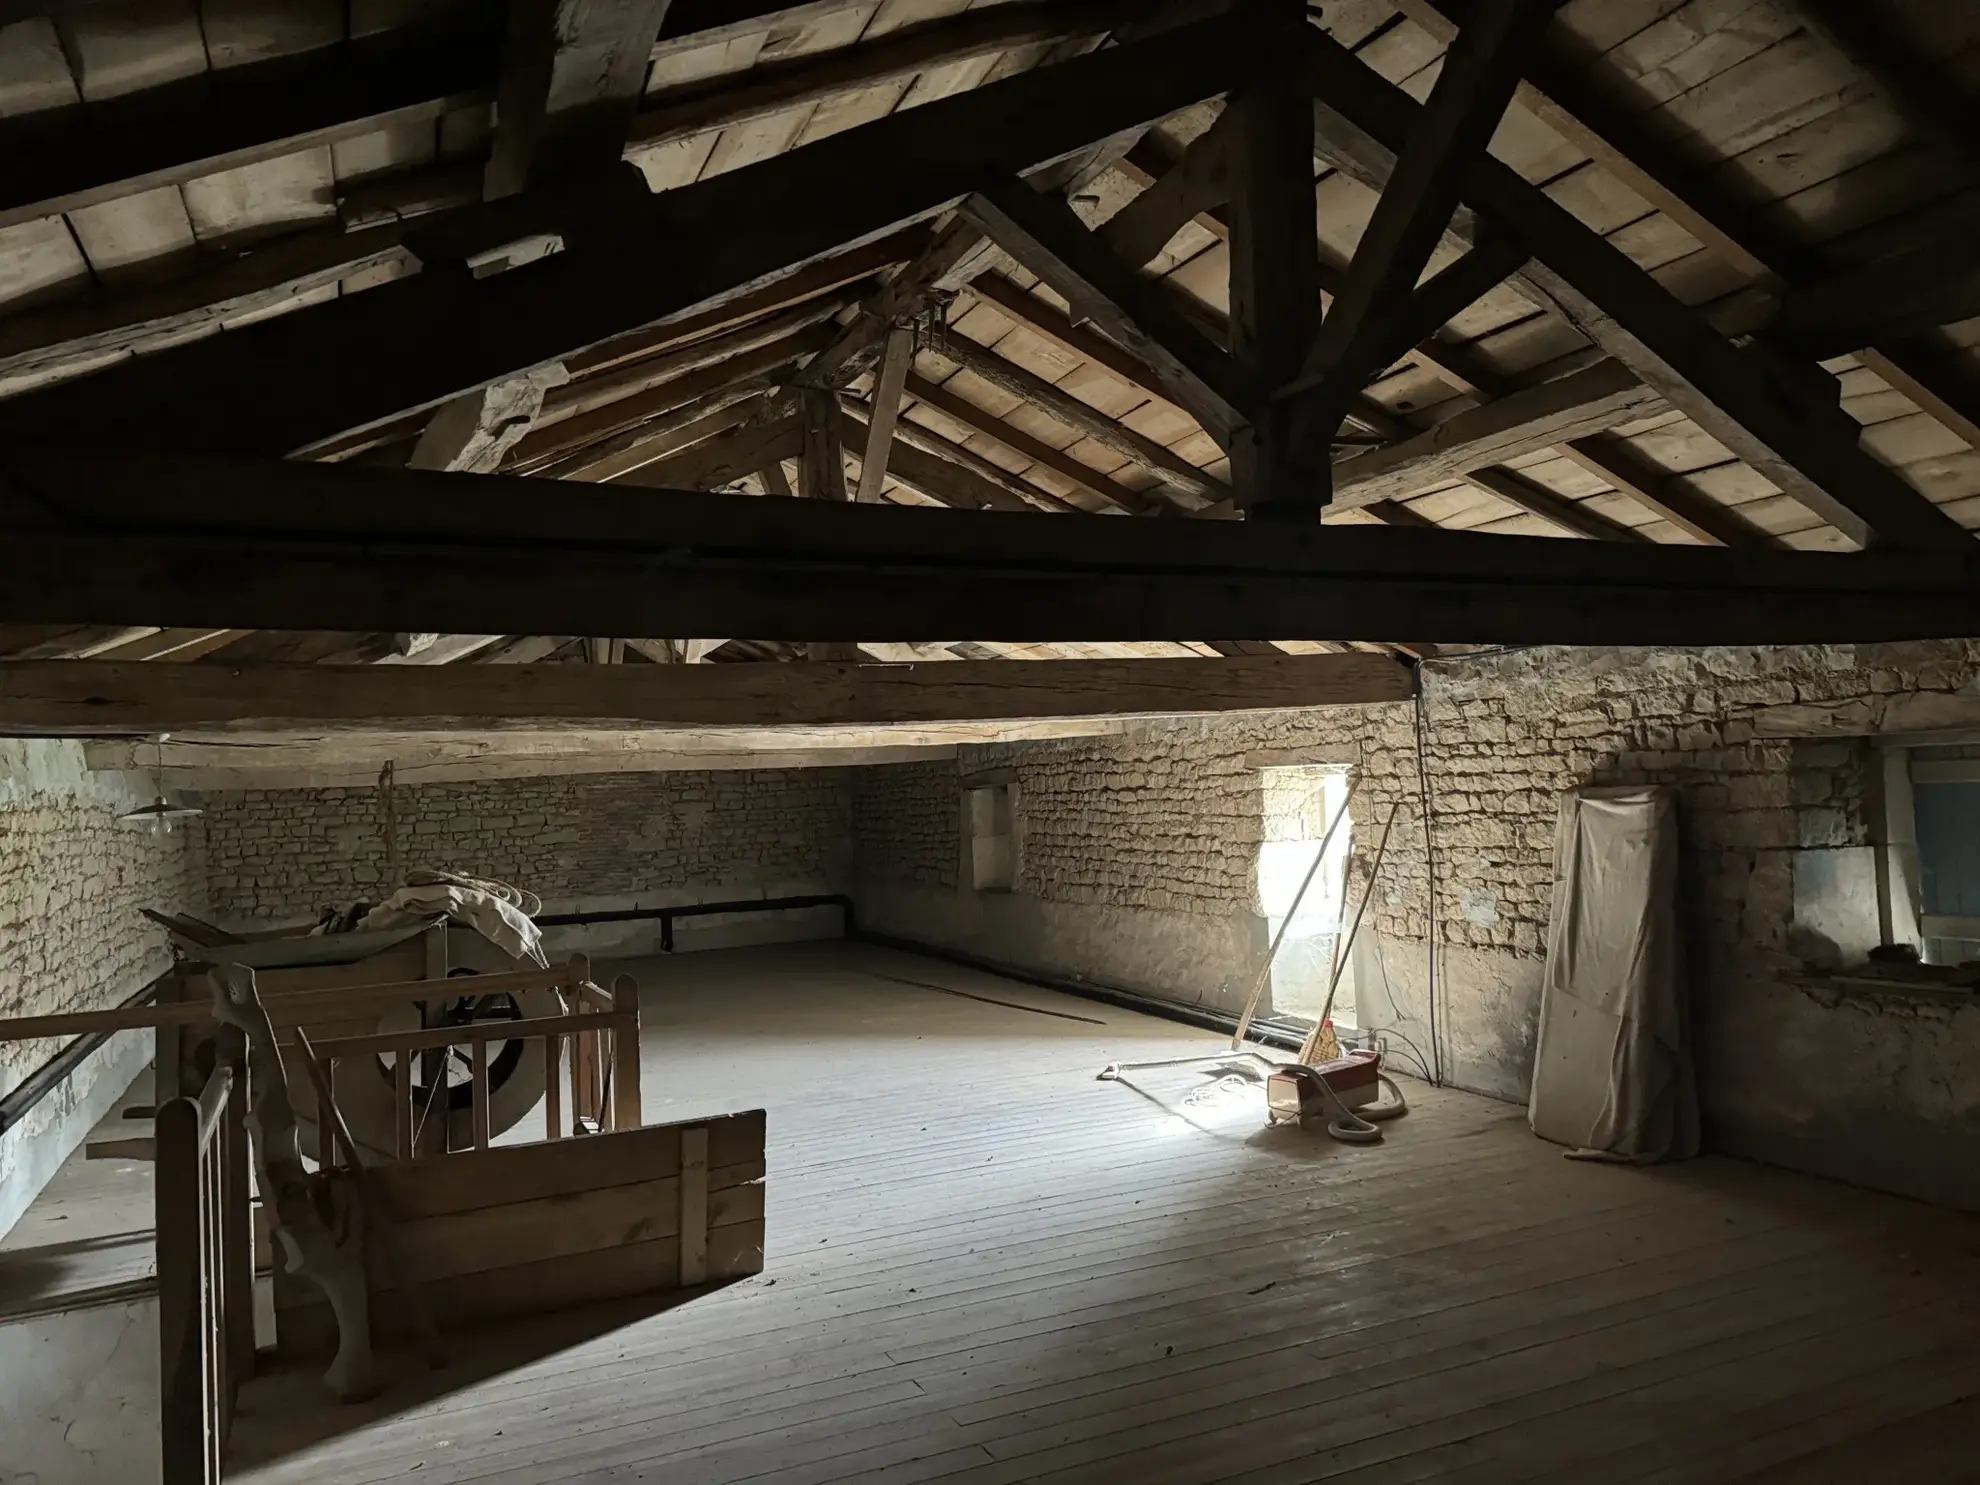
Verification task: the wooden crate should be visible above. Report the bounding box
[274,1110,764,1357]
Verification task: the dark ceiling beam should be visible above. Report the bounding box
[0,7,504,232]
[0,221,923,431]
[1460,466,1643,542]
[1769,233,1980,363]
[1114,129,1515,404]
[545,394,763,481]
[902,371,1154,515]
[1300,23,1968,551]
[1098,100,1243,270]
[935,332,1227,507]
[6,451,1980,645]
[485,0,674,199]
[1277,0,1558,496]
[504,314,842,470]
[616,414,803,490]
[0,653,1417,736]
[1556,435,1768,549]
[1326,359,1663,511]
[1225,5,1325,509]
[960,177,1248,446]
[0,12,1255,460]
[840,407,1067,514]
[1389,0,1980,462]
[627,0,1144,154]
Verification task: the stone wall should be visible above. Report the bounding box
[202,769,855,955]
[0,741,204,1236]
[853,641,1980,1210]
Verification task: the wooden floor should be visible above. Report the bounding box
[222,941,1980,1485]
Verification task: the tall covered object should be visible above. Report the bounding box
[1529,786,1698,1162]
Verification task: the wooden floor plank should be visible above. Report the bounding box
[225,943,1980,1485]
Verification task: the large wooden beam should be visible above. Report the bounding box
[6,451,1980,644]
[626,0,1145,155]
[0,13,1254,459]
[0,654,1417,737]
[1097,102,1242,270]
[1557,435,1765,549]
[960,177,1247,446]
[1278,0,1557,495]
[618,414,802,489]
[903,372,1152,515]
[0,8,504,231]
[486,0,673,199]
[842,406,1070,514]
[1224,6,1325,510]
[1327,359,1663,510]
[935,333,1226,506]
[1390,0,1980,457]
[1300,25,1969,551]
[507,318,838,471]
[1769,234,1980,363]
[1461,466,1641,542]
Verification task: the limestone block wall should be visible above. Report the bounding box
[852,641,1980,1209]
[200,770,855,954]
[0,741,204,1236]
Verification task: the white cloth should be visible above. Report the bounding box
[1529,786,1698,1163]
[359,883,548,966]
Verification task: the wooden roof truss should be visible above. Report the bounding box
[0,0,1978,677]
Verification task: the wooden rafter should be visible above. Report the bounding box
[800,390,848,501]
[1299,23,1968,551]
[1556,436,1766,550]
[0,12,1255,459]
[840,407,1057,514]
[8,452,1980,645]
[626,0,1145,156]
[1325,359,1663,512]
[902,372,1152,515]
[508,319,839,472]
[1390,0,1980,466]
[1460,467,1641,543]
[1225,4,1325,510]
[0,8,503,231]
[555,400,761,482]
[1097,102,1243,271]
[0,654,1416,735]
[961,178,1247,447]
[485,0,674,199]
[1277,0,1559,499]
[934,332,1225,507]
[854,327,915,503]
[618,415,803,490]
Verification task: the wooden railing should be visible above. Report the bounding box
[299,970,641,1162]
[156,1051,253,1485]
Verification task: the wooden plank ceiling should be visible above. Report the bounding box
[0,0,1977,675]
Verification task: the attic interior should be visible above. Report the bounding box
[2,0,1980,1480]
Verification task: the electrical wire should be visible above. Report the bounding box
[1414,686,1446,1086]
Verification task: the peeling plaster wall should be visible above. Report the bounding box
[853,641,1980,1209]
[0,741,203,1238]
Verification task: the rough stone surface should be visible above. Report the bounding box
[853,640,1980,1208]
[0,741,203,1235]
[202,769,855,925]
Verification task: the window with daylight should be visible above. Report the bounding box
[965,782,1016,892]
[1256,765,1356,1029]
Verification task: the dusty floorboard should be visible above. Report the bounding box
[152,942,1980,1482]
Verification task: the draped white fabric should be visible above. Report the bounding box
[1529,786,1699,1163]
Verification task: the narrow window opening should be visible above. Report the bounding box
[966,782,1015,892]
[1256,765,1356,1031]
